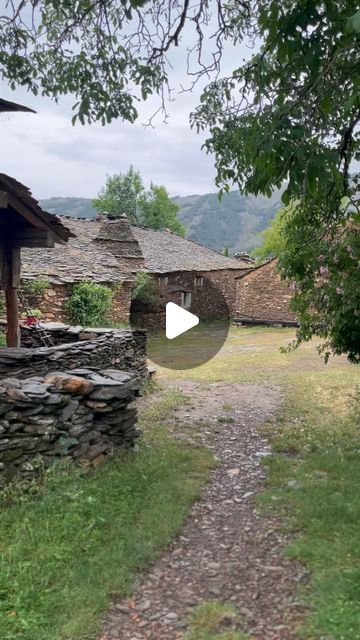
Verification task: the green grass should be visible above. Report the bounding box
[260,372,360,640]
[0,389,214,640]
[185,602,249,640]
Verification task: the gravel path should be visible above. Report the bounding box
[100,381,307,640]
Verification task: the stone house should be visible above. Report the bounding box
[234,258,298,326]
[16,216,142,324]
[5,215,250,326]
[129,226,252,326]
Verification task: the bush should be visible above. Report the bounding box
[22,278,50,295]
[131,271,158,305]
[66,281,113,326]
[0,331,6,347]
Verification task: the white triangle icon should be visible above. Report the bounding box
[166,302,199,339]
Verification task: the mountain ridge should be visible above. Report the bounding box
[40,191,280,254]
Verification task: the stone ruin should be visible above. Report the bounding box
[0,324,147,484]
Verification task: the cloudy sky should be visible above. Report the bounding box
[0,11,256,201]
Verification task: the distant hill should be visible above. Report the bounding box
[174,191,281,254]
[40,190,280,254]
[40,197,97,219]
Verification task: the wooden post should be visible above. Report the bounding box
[5,286,20,347]
[0,245,21,348]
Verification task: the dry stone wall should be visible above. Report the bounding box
[0,327,147,380]
[0,368,140,483]
[0,326,147,483]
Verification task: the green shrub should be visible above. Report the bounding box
[22,278,50,295]
[131,271,157,305]
[0,331,6,347]
[65,281,113,326]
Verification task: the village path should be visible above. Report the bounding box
[100,379,307,640]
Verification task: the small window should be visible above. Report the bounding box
[158,276,168,287]
[194,276,203,287]
[181,292,192,309]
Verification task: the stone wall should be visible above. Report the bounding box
[0,368,140,483]
[0,279,133,325]
[235,259,298,324]
[131,268,251,328]
[0,327,147,380]
[0,327,147,483]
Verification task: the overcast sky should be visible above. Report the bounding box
[0,22,255,200]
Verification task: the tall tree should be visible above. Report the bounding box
[193,1,360,362]
[138,184,185,235]
[93,167,144,222]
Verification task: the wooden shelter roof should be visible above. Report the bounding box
[0,97,36,114]
[0,174,74,245]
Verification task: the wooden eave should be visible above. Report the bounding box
[0,97,36,113]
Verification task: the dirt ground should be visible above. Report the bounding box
[100,378,308,640]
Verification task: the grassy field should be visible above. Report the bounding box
[0,390,214,640]
[154,325,360,640]
[0,325,358,640]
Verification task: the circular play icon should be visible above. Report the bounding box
[130,276,231,370]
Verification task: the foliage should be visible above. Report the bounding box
[185,602,248,640]
[131,271,158,305]
[192,1,360,361]
[93,166,143,222]
[94,168,185,234]
[261,372,360,640]
[0,331,6,347]
[66,281,113,326]
[223,246,229,257]
[22,279,50,296]
[0,390,214,640]
[138,183,185,235]
[251,205,294,263]
[0,1,243,125]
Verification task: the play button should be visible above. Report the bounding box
[130,274,231,370]
[166,303,199,339]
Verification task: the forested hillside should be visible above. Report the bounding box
[40,191,280,253]
[174,191,280,253]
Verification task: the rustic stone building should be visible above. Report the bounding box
[234,258,298,326]
[129,226,252,327]
[4,215,251,327]
[14,216,143,324]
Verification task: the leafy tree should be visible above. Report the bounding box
[223,246,230,257]
[93,166,144,222]
[192,2,360,362]
[138,184,185,235]
[0,0,238,124]
[252,205,294,263]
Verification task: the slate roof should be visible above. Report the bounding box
[131,226,250,272]
[21,218,131,284]
[20,217,250,284]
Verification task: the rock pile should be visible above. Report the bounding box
[0,368,141,483]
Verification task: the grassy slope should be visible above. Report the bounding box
[154,326,360,640]
[0,390,214,640]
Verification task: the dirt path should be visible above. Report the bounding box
[100,380,307,640]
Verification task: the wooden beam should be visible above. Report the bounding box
[0,191,7,208]
[6,193,67,245]
[13,229,56,248]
